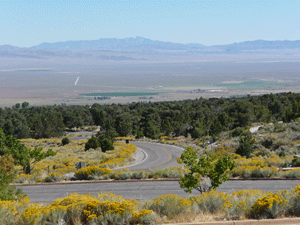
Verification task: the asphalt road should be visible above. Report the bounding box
[21,180,300,204]
[19,141,300,204]
[117,141,184,171]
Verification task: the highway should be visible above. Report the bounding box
[19,141,300,204]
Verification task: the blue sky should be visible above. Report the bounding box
[1,0,300,47]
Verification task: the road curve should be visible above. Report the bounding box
[19,141,300,204]
[116,141,184,172]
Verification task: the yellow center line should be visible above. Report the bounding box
[151,147,173,168]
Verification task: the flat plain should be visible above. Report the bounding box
[1,52,300,107]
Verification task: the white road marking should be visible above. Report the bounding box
[111,147,149,170]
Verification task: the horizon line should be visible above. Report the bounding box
[1,37,300,49]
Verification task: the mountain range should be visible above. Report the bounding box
[1,37,300,59]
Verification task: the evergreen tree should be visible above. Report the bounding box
[236,131,255,158]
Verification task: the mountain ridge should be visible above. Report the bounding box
[30,36,206,51]
[2,37,300,51]
[1,37,300,58]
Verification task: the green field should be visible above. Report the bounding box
[215,81,290,89]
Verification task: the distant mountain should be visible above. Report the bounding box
[31,36,206,51]
[211,40,300,53]
[1,38,300,60]
[30,37,300,53]
[0,45,22,51]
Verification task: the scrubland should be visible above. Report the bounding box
[1,185,300,224]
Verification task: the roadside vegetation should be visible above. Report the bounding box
[1,185,300,224]
[14,137,138,183]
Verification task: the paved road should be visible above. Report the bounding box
[19,141,300,204]
[118,141,184,171]
[21,180,300,204]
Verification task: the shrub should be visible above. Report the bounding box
[230,127,244,137]
[85,136,101,151]
[51,192,151,225]
[115,171,132,180]
[247,192,289,219]
[14,173,43,184]
[75,166,112,180]
[236,131,255,158]
[131,209,156,224]
[279,169,300,179]
[292,157,300,167]
[232,166,278,178]
[279,150,286,157]
[149,167,187,178]
[0,197,30,224]
[101,138,114,152]
[223,189,265,219]
[144,194,193,219]
[132,170,149,179]
[22,203,47,225]
[61,137,70,146]
[261,134,277,149]
[266,154,283,167]
[44,172,66,182]
[192,189,226,214]
[289,184,300,216]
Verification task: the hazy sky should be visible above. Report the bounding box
[1,0,300,47]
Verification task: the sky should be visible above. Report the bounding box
[1,0,300,47]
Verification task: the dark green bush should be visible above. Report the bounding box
[101,138,114,152]
[292,157,300,167]
[85,136,100,151]
[230,127,244,138]
[61,137,70,146]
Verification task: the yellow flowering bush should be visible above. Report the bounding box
[98,143,137,168]
[22,203,47,225]
[265,154,285,167]
[115,136,135,140]
[192,189,226,213]
[248,191,289,219]
[222,189,265,219]
[131,209,155,224]
[82,198,138,224]
[75,166,112,180]
[235,156,267,167]
[0,196,33,224]
[50,192,153,225]
[2,186,300,224]
[232,165,278,178]
[0,200,20,224]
